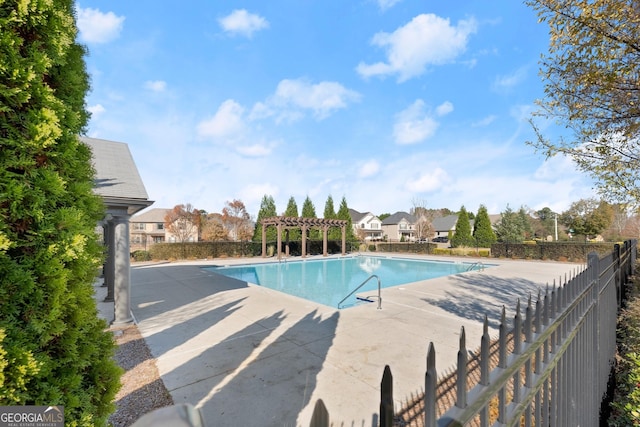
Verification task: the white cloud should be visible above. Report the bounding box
[197,100,245,139]
[436,101,454,116]
[359,160,380,178]
[263,78,361,121]
[144,80,167,92]
[377,0,402,11]
[493,67,528,92]
[236,143,273,157]
[77,6,125,44]
[405,168,450,192]
[219,9,269,38]
[393,99,451,145]
[356,14,477,82]
[472,115,497,127]
[87,104,106,117]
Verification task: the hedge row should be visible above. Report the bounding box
[490,242,618,262]
[141,241,623,263]
[146,240,360,260]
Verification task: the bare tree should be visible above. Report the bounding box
[222,199,253,241]
[201,212,228,241]
[410,198,434,241]
[164,203,200,244]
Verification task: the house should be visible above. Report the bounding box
[431,214,459,240]
[349,209,383,241]
[130,207,198,251]
[130,208,169,251]
[381,211,417,242]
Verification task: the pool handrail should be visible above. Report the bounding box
[338,274,381,309]
[465,261,485,271]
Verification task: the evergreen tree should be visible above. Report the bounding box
[337,196,357,242]
[301,196,318,239]
[451,206,473,247]
[473,205,497,247]
[301,196,317,218]
[283,196,300,241]
[0,2,121,425]
[517,207,534,240]
[323,195,341,240]
[495,205,526,243]
[252,195,278,242]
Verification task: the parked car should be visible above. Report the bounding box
[432,236,449,243]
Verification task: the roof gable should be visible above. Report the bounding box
[131,208,171,223]
[381,211,416,225]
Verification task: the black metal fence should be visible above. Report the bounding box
[309,240,637,426]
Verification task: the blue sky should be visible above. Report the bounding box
[76,0,596,218]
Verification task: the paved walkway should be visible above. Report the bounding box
[99,254,581,426]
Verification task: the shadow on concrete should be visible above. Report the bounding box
[130,265,254,357]
[193,309,340,427]
[423,274,546,328]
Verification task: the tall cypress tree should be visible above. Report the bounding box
[473,205,497,247]
[283,196,300,241]
[252,194,277,242]
[301,196,318,239]
[336,196,356,242]
[0,2,121,425]
[451,206,473,248]
[323,195,341,240]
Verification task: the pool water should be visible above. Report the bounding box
[205,256,488,308]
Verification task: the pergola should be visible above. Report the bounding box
[261,216,348,258]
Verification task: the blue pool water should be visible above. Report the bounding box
[205,256,488,308]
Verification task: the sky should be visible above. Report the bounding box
[76,0,597,218]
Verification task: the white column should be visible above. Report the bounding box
[113,214,133,325]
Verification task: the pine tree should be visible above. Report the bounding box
[0,2,121,425]
[252,195,278,242]
[323,195,341,240]
[301,196,318,239]
[337,196,356,242]
[283,196,300,241]
[451,206,473,248]
[495,205,525,243]
[473,205,497,247]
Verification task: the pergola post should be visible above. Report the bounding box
[342,225,346,255]
[276,223,282,260]
[301,225,307,258]
[285,229,290,257]
[262,224,267,257]
[322,226,328,257]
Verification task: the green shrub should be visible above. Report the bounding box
[0,2,121,425]
[609,277,640,425]
[132,250,152,262]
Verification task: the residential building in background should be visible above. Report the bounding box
[129,207,198,252]
[381,211,417,242]
[431,214,459,240]
[349,209,383,241]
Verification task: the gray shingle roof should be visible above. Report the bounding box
[131,208,171,223]
[381,211,416,225]
[431,214,459,232]
[82,136,153,215]
[82,136,149,200]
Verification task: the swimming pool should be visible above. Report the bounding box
[205,255,489,308]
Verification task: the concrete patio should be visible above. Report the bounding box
[100,254,582,426]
